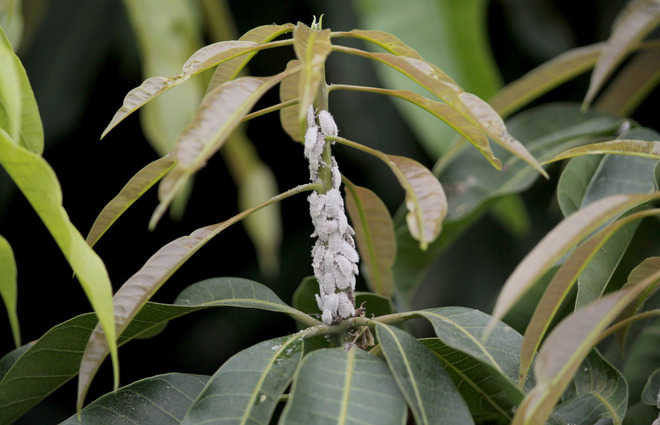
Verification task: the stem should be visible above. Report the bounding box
[241,98,299,122]
[312,23,332,194]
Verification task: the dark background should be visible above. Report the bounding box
[0,0,657,422]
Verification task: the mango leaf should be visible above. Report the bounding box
[0,27,21,141]
[354,0,500,157]
[546,139,660,164]
[333,29,422,58]
[279,59,302,142]
[0,0,22,49]
[583,0,660,107]
[624,318,660,405]
[279,347,407,425]
[343,178,395,297]
[208,23,294,91]
[292,22,332,125]
[61,373,209,425]
[85,155,175,247]
[617,257,660,348]
[553,350,628,425]
[642,369,660,406]
[77,183,315,410]
[152,72,295,227]
[519,209,660,385]
[0,129,118,391]
[489,191,660,337]
[0,234,19,347]
[511,262,660,425]
[0,277,314,424]
[376,324,474,425]
[0,27,43,154]
[182,335,303,425]
[595,46,660,116]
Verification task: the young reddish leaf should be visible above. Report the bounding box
[279,59,303,142]
[86,155,175,247]
[595,46,660,116]
[343,178,396,297]
[519,208,660,385]
[545,139,660,164]
[333,29,423,58]
[76,184,314,409]
[292,22,332,124]
[512,262,660,425]
[152,71,296,228]
[583,0,660,107]
[207,23,295,91]
[488,192,660,338]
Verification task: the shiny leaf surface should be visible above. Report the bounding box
[546,139,660,164]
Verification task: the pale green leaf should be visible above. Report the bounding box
[153,73,294,227]
[489,191,660,337]
[511,262,660,425]
[333,29,422,58]
[292,22,332,124]
[553,350,628,425]
[343,178,395,297]
[519,209,660,385]
[642,369,660,407]
[86,155,175,247]
[376,324,474,425]
[0,129,118,394]
[182,336,303,425]
[0,0,22,49]
[584,0,660,107]
[0,27,21,141]
[0,234,19,347]
[595,46,660,116]
[77,184,315,409]
[61,373,209,425]
[279,347,408,425]
[546,139,660,164]
[279,59,302,142]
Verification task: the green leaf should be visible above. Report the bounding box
[553,350,628,425]
[489,192,660,337]
[583,0,660,107]
[0,27,43,154]
[547,139,660,164]
[642,369,660,407]
[519,209,660,385]
[152,72,294,227]
[595,46,660,116]
[0,129,119,392]
[488,194,531,238]
[617,257,660,348]
[0,0,22,49]
[334,29,422,58]
[182,335,303,425]
[624,318,660,405]
[279,59,302,142]
[511,262,660,425]
[279,347,408,425]
[85,155,175,247]
[292,22,332,124]
[61,373,209,424]
[354,0,500,157]
[376,324,474,425]
[343,178,395,297]
[0,27,21,141]
[208,24,294,91]
[76,184,316,410]
[0,234,18,347]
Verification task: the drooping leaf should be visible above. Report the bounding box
[0,277,315,424]
[77,184,315,409]
[617,257,660,348]
[511,263,660,425]
[376,324,474,425]
[595,46,660,116]
[333,29,422,58]
[279,347,408,425]
[85,155,175,247]
[553,350,628,425]
[0,129,118,391]
[489,191,660,337]
[354,0,500,157]
[182,336,303,425]
[642,369,660,406]
[0,27,43,154]
[583,0,660,107]
[279,59,302,142]
[519,209,660,385]
[292,22,332,125]
[547,139,660,164]
[343,178,395,297]
[61,373,209,425]
[152,72,295,227]
[208,23,294,91]
[0,234,19,347]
